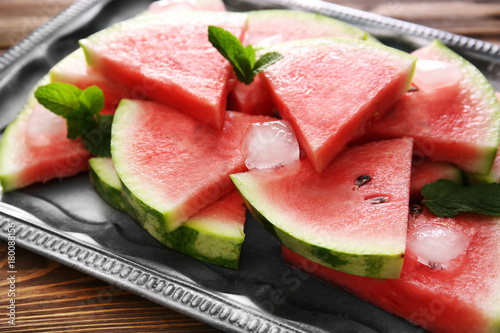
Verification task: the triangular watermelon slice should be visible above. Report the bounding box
[283,208,500,333]
[89,157,246,269]
[261,38,416,173]
[230,137,414,279]
[0,77,91,192]
[228,9,375,116]
[79,11,247,129]
[363,40,500,175]
[111,99,272,233]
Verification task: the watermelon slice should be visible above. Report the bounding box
[50,49,133,113]
[0,77,91,192]
[228,10,376,116]
[79,11,247,129]
[149,0,226,12]
[283,208,500,333]
[363,40,500,175]
[261,38,416,173]
[111,99,271,233]
[231,137,414,279]
[89,157,246,269]
[410,160,463,202]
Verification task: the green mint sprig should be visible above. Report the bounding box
[34,83,112,157]
[422,178,500,217]
[208,25,283,85]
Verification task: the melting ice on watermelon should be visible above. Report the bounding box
[111,99,272,233]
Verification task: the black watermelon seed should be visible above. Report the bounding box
[354,175,371,187]
[410,204,423,217]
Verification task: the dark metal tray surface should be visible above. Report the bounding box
[1,1,499,332]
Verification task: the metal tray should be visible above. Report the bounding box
[1,1,499,332]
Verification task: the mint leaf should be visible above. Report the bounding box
[422,179,500,217]
[208,25,283,85]
[79,85,105,115]
[34,83,111,157]
[34,83,82,117]
[253,51,284,75]
[81,114,113,157]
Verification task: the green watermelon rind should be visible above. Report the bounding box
[230,174,404,279]
[89,156,245,269]
[89,158,128,212]
[246,9,378,43]
[0,76,50,192]
[421,40,500,175]
[145,220,244,270]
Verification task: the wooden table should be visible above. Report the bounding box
[1,0,500,332]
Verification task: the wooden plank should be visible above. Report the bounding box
[0,242,220,332]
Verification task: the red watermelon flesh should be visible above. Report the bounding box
[228,10,374,116]
[282,208,500,333]
[363,40,500,175]
[80,11,247,129]
[227,75,276,116]
[50,49,134,114]
[112,99,272,233]
[0,91,91,192]
[410,160,462,202]
[261,38,416,173]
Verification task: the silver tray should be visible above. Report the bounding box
[1,1,499,332]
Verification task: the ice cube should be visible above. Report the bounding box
[412,59,462,90]
[242,120,300,170]
[26,103,67,146]
[407,224,470,270]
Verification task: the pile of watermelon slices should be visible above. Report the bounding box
[1,0,500,332]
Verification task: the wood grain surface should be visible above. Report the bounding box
[1,0,500,332]
[0,242,220,332]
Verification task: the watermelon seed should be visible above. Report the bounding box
[367,196,388,204]
[409,204,423,217]
[428,261,443,270]
[409,85,419,92]
[354,175,371,189]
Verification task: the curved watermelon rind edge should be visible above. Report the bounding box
[428,40,500,176]
[230,174,404,279]
[89,156,244,269]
